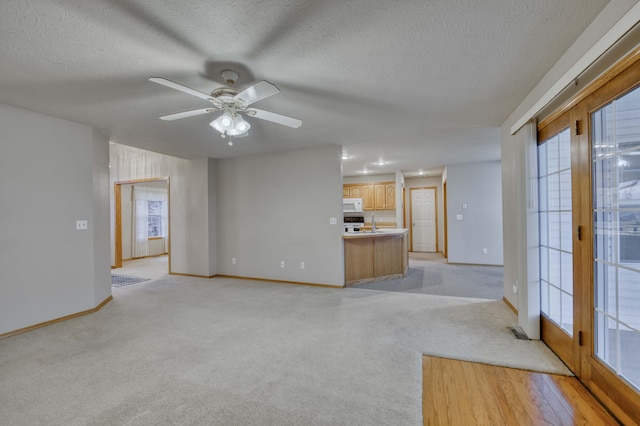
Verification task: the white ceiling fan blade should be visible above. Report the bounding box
[159,108,215,121]
[234,81,280,106]
[149,77,214,101]
[246,108,302,128]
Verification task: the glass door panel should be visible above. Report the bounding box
[539,128,574,334]
[591,84,640,392]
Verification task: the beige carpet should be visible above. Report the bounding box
[0,275,569,425]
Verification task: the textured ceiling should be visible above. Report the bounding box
[0,0,609,176]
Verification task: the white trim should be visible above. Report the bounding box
[510,3,640,135]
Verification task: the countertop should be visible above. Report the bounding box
[342,228,409,239]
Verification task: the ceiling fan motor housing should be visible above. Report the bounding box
[221,69,239,86]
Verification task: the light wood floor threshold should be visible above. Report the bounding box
[422,355,619,425]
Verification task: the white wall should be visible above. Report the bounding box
[446,161,503,265]
[216,145,344,286]
[404,176,444,252]
[0,103,111,334]
[91,130,112,306]
[109,144,216,276]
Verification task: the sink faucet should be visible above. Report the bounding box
[371,213,376,232]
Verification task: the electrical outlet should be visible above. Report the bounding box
[462,203,468,209]
[280,261,285,268]
[513,285,518,294]
[482,248,488,254]
[76,220,88,230]
[329,217,337,225]
[300,262,305,269]
[456,214,463,220]
[232,257,237,265]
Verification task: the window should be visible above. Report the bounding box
[592,84,640,391]
[147,200,164,237]
[539,127,573,335]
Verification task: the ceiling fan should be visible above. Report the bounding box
[149,70,302,138]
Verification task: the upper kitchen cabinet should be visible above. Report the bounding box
[374,185,386,210]
[374,183,395,210]
[385,184,395,209]
[343,182,394,211]
[362,185,374,210]
[348,186,362,198]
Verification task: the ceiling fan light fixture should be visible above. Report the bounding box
[235,115,250,132]
[209,117,223,132]
[227,114,251,136]
[219,112,234,130]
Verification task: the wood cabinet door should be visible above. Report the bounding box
[362,185,374,210]
[385,184,395,209]
[343,187,350,197]
[349,186,362,198]
[374,185,386,210]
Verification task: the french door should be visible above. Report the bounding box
[538,56,640,424]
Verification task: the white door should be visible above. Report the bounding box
[411,188,436,252]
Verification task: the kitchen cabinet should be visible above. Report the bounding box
[348,186,362,198]
[385,184,395,209]
[343,229,409,285]
[373,183,395,210]
[374,185,386,210]
[362,185,374,210]
[343,182,394,211]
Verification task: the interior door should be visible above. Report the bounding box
[411,188,436,252]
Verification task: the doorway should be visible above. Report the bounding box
[410,187,437,252]
[537,56,640,422]
[114,178,170,274]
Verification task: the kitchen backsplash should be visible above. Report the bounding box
[364,210,396,224]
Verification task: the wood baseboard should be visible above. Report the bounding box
[0,295,113,340]
[447,262,504,267]
[214,274,344,288]
[503,297,518,315]
[169,272,216,278]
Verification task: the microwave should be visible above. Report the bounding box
[343,198,363,212]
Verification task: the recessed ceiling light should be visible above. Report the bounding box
[361,169,369,174]
[342,154,351,160]
[418,169,425,175]
[375,160,387,166]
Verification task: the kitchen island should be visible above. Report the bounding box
[342,228,409,285]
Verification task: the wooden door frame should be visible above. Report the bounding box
[409,186,438,252]
[114,177,171,273]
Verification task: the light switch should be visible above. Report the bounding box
[76,220,88,230]
[329,217,337,225]
[456,214,463,221]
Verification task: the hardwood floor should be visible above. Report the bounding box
[422,356,619,425]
